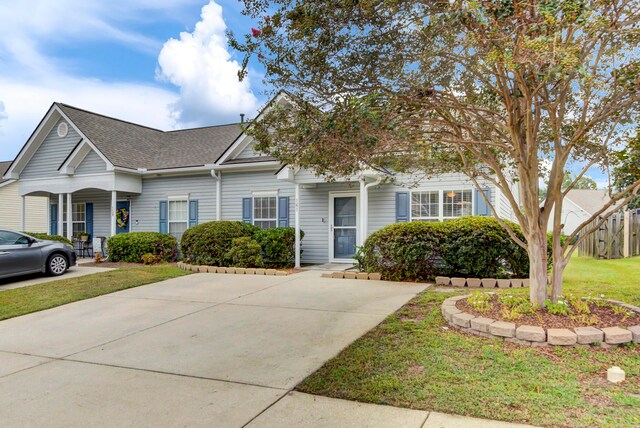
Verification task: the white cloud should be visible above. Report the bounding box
[0,0,261,160]
[0,77,178,160]
[0,102,7,128]
[157,1,259,126]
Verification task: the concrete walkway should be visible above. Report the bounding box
[0,271,532,427]
[0,265,115,291]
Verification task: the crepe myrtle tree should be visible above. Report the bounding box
[230,0,640,305]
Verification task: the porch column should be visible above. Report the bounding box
[20,196,26,231]
[295,183,301,269]
[58,194,64,237]
[110,190,117,237]
[66,193,73,241]
[359,179,367,245]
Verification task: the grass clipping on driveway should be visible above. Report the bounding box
[0,266,190,321]
[297,257,640,428]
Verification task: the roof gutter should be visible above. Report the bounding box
[113,160,282,177]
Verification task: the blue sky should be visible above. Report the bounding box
[0,0,266,161]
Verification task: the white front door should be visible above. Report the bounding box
[329,192,359,262]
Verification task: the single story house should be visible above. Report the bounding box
[547,189,620,235]
[0,161,48,232]
[3,93,520,267]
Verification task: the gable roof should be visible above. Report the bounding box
[56,104,244,170]
[565,189,619,215]
[0,161,13,185]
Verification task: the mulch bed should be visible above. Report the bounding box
[457,294,639,329]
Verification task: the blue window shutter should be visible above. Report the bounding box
[189,200,198,227]
[85,203,93,237]
[474,188,491,216]
[278,196,289,227]
[242,198,253,223]
[50,204,58,235]
[395,192,410,222]
[159,201,168,233]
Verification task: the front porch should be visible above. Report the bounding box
[19,172,142,253]
[279,167,383,269]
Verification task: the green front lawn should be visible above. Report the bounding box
[0,266,190,321]
[297,256,640,428]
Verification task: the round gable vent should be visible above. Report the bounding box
[57,122,68,138]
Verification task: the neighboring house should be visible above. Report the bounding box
[547,189,620,235]
[3,93,519,266]
[0,161,48,232]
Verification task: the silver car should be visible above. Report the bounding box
[0,230,77,280]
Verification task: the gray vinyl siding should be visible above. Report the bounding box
[75,150,107,175]
[299,182,357,264]
[220,170,294,221]
[495,187,513,220]
[129,175,217,233]
[236,142,266,159]
[21,119,81,179]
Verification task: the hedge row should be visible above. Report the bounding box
[107,232,178,263]
[356,217,551,281]
[180,221,303,268]
[22,232,72,246]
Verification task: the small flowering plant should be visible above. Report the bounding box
[467,292,493,313]
[544,296,573,316]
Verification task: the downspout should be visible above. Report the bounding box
[211,169,222,221]
[359,175,383,245]
[295,183,301,269]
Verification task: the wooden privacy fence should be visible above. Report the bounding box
[579,209,640,259]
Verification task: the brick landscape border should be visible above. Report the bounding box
[177,262,291,276]
[322,271,383,281]
[436,277,531,288]
[442,295,640,347]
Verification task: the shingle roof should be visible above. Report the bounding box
[0,161,13,184]
[56,103,244,170]
[566,189,620,215]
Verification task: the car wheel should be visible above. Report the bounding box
[47,254,68,276]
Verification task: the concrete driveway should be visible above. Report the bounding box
[0,270,428,427]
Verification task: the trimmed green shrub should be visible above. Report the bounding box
[180,221,259,266]
[22,232,72,246]
[107,232,178,263]
[357,217,550,281]
[226,237,264,268]
[440,217,527,278]
[355,222,447,281]
[254,227,304,268]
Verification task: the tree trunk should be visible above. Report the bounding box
[528,231,549,307]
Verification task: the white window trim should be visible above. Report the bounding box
[409,189,475,222]
[252,191,278,228]
[410,190,440,222]
[168,199,189,239]
[168,194,189,201]
[63,202,86,236]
